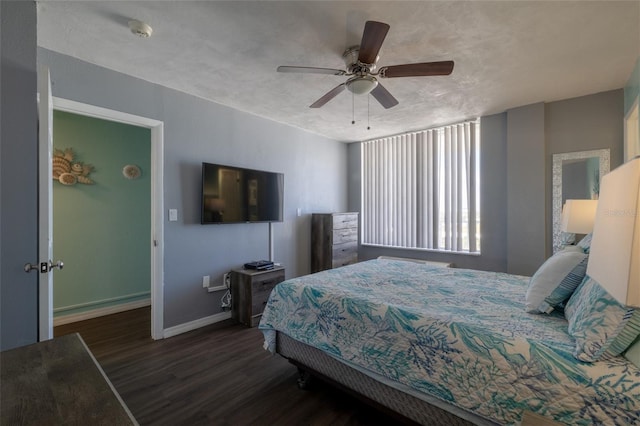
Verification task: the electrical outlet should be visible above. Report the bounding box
[223,272,230,288]
[202,275,210,288]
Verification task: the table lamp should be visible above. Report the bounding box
[561,199,598,235]
[586,156,640,307]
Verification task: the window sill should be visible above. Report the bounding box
[361,243,481,257]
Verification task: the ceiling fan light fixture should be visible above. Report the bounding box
[128,20,153,38]
[346,76,378,95]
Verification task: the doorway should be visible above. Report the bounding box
[49,98,164,340]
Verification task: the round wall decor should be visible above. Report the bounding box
[123,164,141,180]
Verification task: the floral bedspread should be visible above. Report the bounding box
[259,259,640,425]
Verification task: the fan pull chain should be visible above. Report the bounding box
[352,92,355,125]
[367,96,371,130]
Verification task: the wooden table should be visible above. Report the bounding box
[1,333,137,425]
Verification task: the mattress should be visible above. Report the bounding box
[259,258,640,425]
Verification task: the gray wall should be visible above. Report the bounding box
[507,103,546,276]
[38,49,348,329]
[545,89,624,255]
[348,90,623,275]
[1,1,39,350]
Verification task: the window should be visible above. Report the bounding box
[361,120,480,253]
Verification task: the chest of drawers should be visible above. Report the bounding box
[311,212,359,273]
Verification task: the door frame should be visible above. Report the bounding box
[52,97,165,340]
[624,95,639,163]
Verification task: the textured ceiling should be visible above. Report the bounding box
[37,1,639,142]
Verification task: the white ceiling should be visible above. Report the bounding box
[37,1,639,143]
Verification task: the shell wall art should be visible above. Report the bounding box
[52,148,95,185]
[122,164,141,180]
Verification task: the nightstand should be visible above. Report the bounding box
[231,266,285,327]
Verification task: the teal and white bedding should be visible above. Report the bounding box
[259,259,640,425]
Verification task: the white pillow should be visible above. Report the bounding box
[525,250,588,314]
[561,245,585,253]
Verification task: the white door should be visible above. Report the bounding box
[38,67,61,341]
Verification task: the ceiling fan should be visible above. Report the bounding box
[277,21,454,109]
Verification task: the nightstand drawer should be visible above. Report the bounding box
[251,275,283,312]
[251,270,285,291]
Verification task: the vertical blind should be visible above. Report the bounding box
[361,120,480,253]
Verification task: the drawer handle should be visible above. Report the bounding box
[260,279,276,286]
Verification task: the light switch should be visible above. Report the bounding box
[169,209,178,221]
[297,208,302,217]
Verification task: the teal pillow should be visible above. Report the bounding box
[576,233,593,254]
[537,256,588,314]
[565,275,640,362]
[525,250,587,314]
[625,337,640,369]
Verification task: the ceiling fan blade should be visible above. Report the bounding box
[277,66,346,76]
[370,83,399,109]
[358,21,390,64]
[380,61,454,78]
[310,84,346,108]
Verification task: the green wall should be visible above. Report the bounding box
[625,57,640,114]
[624,57,640,161]
[53,111,151,318]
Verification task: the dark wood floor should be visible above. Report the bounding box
[54,308,402,425]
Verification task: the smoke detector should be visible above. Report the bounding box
[128,20,153,38]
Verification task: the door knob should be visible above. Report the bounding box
[48,260,64,271]
[24,263,39,273]
[23,260,64,273]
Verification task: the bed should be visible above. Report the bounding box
[258,258,640,425]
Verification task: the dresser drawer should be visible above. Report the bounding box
[333,227,357,244]
[332,251,358,269]
[332,242,357,268]
[332,214,358,230]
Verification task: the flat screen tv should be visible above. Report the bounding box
[201,162,284,224]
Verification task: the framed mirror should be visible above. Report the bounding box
[552,149,610,253]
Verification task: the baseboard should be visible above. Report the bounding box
[163,311,232,339]
[54,298,151,326]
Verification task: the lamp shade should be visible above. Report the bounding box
[561,199,598,234]
[346,76,378,95]
[586,157,640,307]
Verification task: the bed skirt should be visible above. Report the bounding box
[276,331,495,426]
